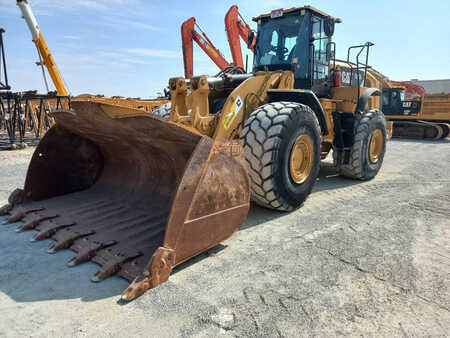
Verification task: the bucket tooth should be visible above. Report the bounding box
[120,276,150,302]
[91,252,141,283]
[121,247,175,301]
[67,240,116,267]
[3,211,26,224]
[3,207,45,224]
[0,203,12,216]
[48,230,95,253]
[16,215,58,232]
[31,223,74,242]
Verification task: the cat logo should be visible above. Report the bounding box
[223,96,243,130]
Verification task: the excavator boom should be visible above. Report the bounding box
[225,5,256,69]
[182,17,230,78]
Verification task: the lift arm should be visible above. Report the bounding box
[224,5,256,69]
[17,0,68,95]
[182,17,230,79]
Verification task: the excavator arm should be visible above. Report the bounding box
[182,17,230,78]
[225,5,256,69]
[17,0,68,95]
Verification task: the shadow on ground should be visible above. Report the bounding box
[0,160,365,304]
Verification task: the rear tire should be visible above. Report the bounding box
[240,102,321,211]
[152,102,171,120]
[333,109,386,180]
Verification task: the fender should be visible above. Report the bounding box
[356,88,380,113]
[267,89,329,135]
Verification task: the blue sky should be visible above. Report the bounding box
[1,0,449,98]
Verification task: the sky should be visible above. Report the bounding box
[0,0,449,98]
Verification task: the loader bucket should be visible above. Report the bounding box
[1,101,250,301]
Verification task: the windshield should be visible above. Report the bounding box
[254,15,305,68]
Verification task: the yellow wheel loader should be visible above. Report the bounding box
[1,6,389,301]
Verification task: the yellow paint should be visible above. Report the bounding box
[34,32,68,96]
[223,96,242,130]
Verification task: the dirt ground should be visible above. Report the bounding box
[0,138,449,337]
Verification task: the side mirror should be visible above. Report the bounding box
[324,18,335,37]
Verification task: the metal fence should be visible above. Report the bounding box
[0,91,70,149]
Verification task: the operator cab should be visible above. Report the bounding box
[253,6,339,95]
[382,87,421,116]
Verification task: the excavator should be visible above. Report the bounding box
[382,88,450,139]
[181,17,241,79]
[154,5,255,118]
[181,5,254,79]
[390,80,425,100]
[156,7,253,118]
[2,5,390,301]
[366,67,450,139]
[225,5,256,69]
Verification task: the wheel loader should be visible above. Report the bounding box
[1,6,389,301]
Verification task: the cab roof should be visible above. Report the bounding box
[252,5,335,22]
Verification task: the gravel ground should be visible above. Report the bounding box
[0,139,449,337]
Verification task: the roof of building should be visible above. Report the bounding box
[410,79,450,94]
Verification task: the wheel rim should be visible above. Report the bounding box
[289,134,314,184]
[369,129,383,163]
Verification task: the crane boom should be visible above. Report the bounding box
[17,0,68,95]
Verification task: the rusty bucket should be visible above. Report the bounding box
[1,101,250,300]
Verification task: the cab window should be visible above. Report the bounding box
[311,16,330,83]
[255,15,303,68]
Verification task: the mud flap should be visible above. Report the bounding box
[1,101,250,301]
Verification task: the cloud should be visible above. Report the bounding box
[122,48,181,59]
[0,0,141,17]
[23,0,138,11]
[127,21,161,31]
[99,17,162,32]
[63,35,81,40]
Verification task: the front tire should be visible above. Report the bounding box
[240,102,322,211]
[333,109,387,180]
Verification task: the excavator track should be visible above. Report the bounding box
[392,120,450,140]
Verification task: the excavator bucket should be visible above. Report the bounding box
[1,101,250,301]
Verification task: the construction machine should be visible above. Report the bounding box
[390,81,425,100]
[381,88,450,139]
[225,5,256,69]
[2,6,389,301]
[181,5,254,79]
[365,66,450,139]
[17,0,68,96]
[182,17,240,79]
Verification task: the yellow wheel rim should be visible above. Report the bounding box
[369,129,383,163]
[289,134,314,184]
